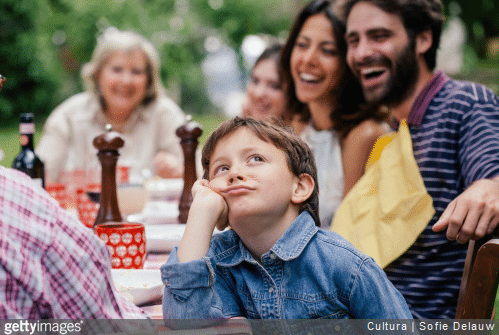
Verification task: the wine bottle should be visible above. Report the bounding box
[12,113,45,189]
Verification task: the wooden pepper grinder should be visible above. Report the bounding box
[176,115,203,223]
[92,124,124,227]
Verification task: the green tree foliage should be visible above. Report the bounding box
[441,0,499,58]
[0,0,297,124]
[0,0,63,124]
[1,0,497,125]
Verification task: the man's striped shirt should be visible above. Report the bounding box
[385,71,499,319]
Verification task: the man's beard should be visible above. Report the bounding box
[361,40,420,107]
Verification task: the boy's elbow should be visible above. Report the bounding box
[162,287,225,322]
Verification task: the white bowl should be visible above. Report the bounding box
[111,269,164,306]
[144,224,187,252]
[128,201,179,225]
[146,178,183,201]
[143,224,226,253]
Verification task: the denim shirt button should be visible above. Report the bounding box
[268,287,274,293]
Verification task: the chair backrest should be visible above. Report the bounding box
[455,233,499,319]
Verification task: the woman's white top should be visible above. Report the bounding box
[36,92,186,183]
[300,124,344,228]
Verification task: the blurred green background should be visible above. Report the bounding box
[1,0,498,131]
[1,0,499,126]
[0,0,499,318]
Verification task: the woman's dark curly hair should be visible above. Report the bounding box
[280,0,387,138]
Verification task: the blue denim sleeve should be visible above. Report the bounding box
[161,247,243,322]
[348,258,413,319]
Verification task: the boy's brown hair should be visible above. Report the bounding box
[201,116,320,227]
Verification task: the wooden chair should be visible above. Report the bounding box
[455,232,499,319]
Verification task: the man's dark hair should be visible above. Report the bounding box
[339,0,445,70]
[201,116,321,227]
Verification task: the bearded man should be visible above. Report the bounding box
[342,0,499,319]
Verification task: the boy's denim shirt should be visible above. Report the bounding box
[161,211,412,319]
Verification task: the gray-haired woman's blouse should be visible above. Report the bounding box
[36,92,186,183]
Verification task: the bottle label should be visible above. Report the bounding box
[20,135,29,146]
[20,123,35,134]
[32,178,43,189]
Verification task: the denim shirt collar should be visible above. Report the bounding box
[215,211,319,267]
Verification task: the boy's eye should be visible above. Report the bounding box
[249,155,264,163]
[213,165,229,176]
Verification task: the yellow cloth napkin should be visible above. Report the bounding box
[331,120,435,268]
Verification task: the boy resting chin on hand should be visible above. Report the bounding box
[161,116,412,321]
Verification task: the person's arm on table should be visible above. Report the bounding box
[153,152,183,178]
[154,97,186,178]
[433,90,499,244]
[36,111,71,182]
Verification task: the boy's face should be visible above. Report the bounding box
[208,127,301,227]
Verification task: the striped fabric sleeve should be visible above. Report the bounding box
[458,83,499,186]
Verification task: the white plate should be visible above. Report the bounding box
[144,224,186,252]
[146,178,183,201]
[144,224,226,253]
[111,269,164,306]
[127,201,179,225]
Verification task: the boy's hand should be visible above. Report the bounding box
[192,179,229,231]
[177,180,228,263]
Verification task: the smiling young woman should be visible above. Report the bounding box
[242,44,287,122]
[280,0,390,228]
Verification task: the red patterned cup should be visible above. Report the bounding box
[95,222,146,269]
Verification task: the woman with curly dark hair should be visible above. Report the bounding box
[280,0,389,228]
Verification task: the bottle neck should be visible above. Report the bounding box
[20,123,35,150]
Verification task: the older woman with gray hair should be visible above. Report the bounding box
[37,28,185,183]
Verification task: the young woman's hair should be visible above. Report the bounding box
[81,27,165,108]
[201,116,321,227]
[280,0,387,137]
[252,43,283,78]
